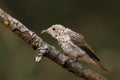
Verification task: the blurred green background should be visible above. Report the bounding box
[0,0,119,80]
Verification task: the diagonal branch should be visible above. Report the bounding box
[0,8,107,80]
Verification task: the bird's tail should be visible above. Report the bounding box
[95,60,109,72]
[78,56,109,72]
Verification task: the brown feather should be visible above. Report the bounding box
[78,56,109,71]
[69,31,100,61]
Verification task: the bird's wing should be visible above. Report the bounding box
[69,31,100,61]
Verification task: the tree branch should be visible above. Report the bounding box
[0,8,107,80]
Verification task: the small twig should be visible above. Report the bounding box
[0,8,107,80]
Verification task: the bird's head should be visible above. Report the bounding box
[41,24,66,39]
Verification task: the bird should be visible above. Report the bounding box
[41,24,108,71]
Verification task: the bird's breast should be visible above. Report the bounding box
[59,41,86,58]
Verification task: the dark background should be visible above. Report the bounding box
[0,0,119,80]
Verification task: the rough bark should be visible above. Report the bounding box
[0,8,107,80]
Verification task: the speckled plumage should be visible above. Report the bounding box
[41,24,108,71]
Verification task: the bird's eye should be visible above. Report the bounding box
[52,28,55,31]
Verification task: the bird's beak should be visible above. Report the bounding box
[41,29,48,34]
